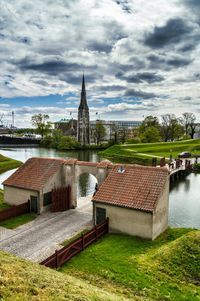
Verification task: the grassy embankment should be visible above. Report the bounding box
[101,139,200,165]
[0,154,36,228]
[60,229,200,301]
[0,153,22,174]
[0,250,130,301]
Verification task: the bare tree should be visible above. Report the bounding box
[181,113,196,139]
[161,114,184,141]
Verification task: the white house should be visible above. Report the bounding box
[92,165,169,240]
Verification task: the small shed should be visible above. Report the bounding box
[3,157,66,214]
[92,165,169,240]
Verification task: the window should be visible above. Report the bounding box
[96,207,106,224]
[43,192,52,206]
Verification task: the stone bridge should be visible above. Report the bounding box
[63,159,113,208]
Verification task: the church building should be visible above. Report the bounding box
[77,74,90,145]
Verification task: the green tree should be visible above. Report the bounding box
[140,126,161,143]
[31,114,52,138]
[58,136,80,150]
[94,121,106,145]
[139,115,160,134]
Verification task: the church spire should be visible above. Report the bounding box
[79,73,88,110]
[77,74,90,145]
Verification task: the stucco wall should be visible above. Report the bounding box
[93,203,153,239]
[152,177,169,240]
[40,168,64,213]
[4,186,38,206]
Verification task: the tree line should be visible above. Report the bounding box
[134,113,197,143]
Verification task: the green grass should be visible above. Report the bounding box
[0,212,37,229]
[61,228,89,247]
[0,189,11,211]
[101,139,200,165]
[60,229,200,301]
[0,153,22,174]
[0,251,131,301]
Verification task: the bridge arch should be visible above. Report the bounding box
[63,159,112,208]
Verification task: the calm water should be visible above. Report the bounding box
[169,172,200,229]
[0,147,100,197]
[0,147,199,229]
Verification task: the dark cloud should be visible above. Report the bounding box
[86,41,113,53]
[124,89,157,99]
[148,54,192,69]
[18,58,82,75]
[94,85,126,92]
[144,18,193,48]
[116,71,164,83]
[182,0,200,10]
[115,0,133,14]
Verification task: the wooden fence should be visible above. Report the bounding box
[0,200,30,223]
[40,218,109,269]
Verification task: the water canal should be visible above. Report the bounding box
[0,147,199,229]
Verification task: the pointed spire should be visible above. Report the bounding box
[79,73,88,110]
[82,73,85,93]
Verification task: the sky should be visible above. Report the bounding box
[0,0,200,128]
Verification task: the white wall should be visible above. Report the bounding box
[93,202,153,239]
[152,178,169,240]
[4,186,38,206]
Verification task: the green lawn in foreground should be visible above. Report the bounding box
[0,212,37,229]
[0,153,22,174]
[60,229,200,301]
[101,139,200,165]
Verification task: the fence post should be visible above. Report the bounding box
[55,249,59,269]
[106,218,109,233]
[82,234,85,250]
[95,225,98,241]
[27,199,31,212]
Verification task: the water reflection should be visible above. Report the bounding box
[169,172,200,229]
[77,173,97,197]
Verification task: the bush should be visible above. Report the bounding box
[125,137,141,144]
[193,163,200,170]
[58,136,81,150]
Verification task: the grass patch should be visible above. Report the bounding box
[0,251,131,301]
[60,228,200,301]
[0,212,37,229]
[61,229,89,247]
[0,189,11,211]
[100,139,200,165]
[0,153,22,174]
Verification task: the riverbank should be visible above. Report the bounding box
[100,139,200,165]
[0,154,22,175]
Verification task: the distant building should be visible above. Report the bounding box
[90,120,140,143]
[54,118,77,137]
[77,74,90,145]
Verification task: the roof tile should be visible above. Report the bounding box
[92,165,169,212]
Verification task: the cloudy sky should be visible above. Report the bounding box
[0,0,200,127]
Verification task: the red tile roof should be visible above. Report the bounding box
[3,157,65,191]
[92,165,169,212]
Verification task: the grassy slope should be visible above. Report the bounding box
[101,139,200,165]
[60,229,200,301]
[0,212,37,229]
[0,153,22,174]
[0,250,132,301]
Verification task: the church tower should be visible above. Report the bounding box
[77,74,90,145]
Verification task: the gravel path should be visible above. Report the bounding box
[0,196,93,262]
